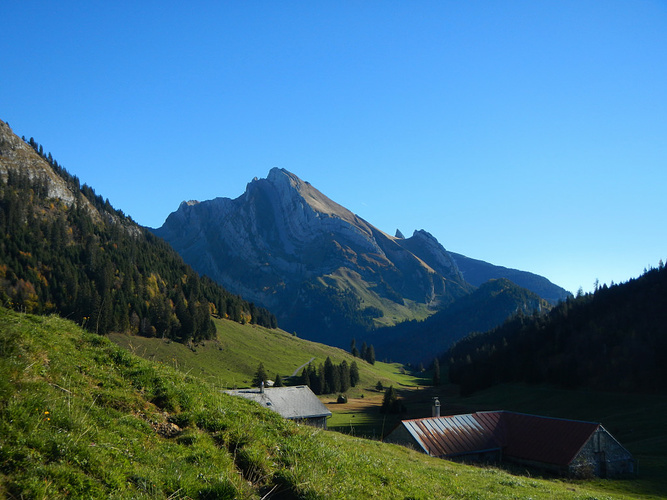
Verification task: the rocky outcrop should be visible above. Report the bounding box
[0,120,101,221]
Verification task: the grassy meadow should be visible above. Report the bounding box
[108,316,424,392]
[0,307,654,499]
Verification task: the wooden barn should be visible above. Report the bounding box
[384,410,635,478]
[226,385,332,429]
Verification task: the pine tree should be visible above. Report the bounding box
[350,361,360,387]
[252,362,269,388]
[301,365,311,388]
[350,338,359,357]
[366,344,376,365]
[274,373,284,387]
[381,386,401,414]
[339,360,351,392]
[324,356,340,394]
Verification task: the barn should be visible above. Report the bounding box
[384,410,635,478]
[226,385,332,429]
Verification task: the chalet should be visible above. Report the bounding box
[384,409,635,478]
[225,385,332,429]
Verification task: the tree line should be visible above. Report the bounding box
[298,357,360,395]
[0,138,277,342]
[349,338,375,364]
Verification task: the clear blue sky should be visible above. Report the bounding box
[2,1,666,295]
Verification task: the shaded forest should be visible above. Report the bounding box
[366,278,551,364]
[447,264,667,395]
[0,138,276,342]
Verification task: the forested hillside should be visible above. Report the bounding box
[0,121,276,341]
[448,264,667,395]
[365,278,551,364]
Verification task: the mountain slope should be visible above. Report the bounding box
[0,119,275,340]
[154,168,473,344]
[366,278,551,364]
[450,252,571,303]
[448,264,667,395]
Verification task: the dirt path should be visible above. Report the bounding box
[291,357,315,377]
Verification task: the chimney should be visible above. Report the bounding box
[432,397,441,418]
[260,381,264,394]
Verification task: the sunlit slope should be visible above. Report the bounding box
[109,316,423,392]
[0,307,635,499]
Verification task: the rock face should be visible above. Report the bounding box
[154,168,473,343]
[154,167,571,347]
[0,120,78,206]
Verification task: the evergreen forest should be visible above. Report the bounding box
[447,264,667,395]
[0,138,276,342]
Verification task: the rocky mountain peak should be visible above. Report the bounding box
[154,168,473,343]
[0,120,92,212]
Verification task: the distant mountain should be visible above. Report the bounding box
[154,168,474,344]
[449,252,571,303]
[0,119,275,340]
[366,278,551,364]
[448,265,667,395]
[155,168,574,350]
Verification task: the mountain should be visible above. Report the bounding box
[154,168,473,344]
[447,264,667,395]
[0,119,275,340]
[366,278,551,364]
[449,252,571,303]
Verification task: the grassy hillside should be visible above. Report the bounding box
[109,317,423,392]
[324,382,667,499]
[0,307,640,499]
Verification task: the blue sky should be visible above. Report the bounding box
[1,1,666,295]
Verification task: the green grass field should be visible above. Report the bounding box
[109,316,422,393]
[2,308,661,499]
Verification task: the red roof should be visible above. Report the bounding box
[396,411,600,466]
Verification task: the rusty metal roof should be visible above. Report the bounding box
[400,412,502,458]
[395,411,600,466]
[499,411,600,466]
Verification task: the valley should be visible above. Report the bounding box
[2,307,662,499]
[1,118,666,499]
[107,316,667,498]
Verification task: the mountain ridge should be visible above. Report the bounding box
[155,168,568,349]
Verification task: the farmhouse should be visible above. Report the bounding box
[384,410,635,478]
[226,385,331,429]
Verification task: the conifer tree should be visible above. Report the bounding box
[252,362,269,388]
[339,360,351,392]
[274,373,284,387]
[350,338,359,357]
[381,386,402,414]
[350,361,360,387]
[365,344,376,365]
